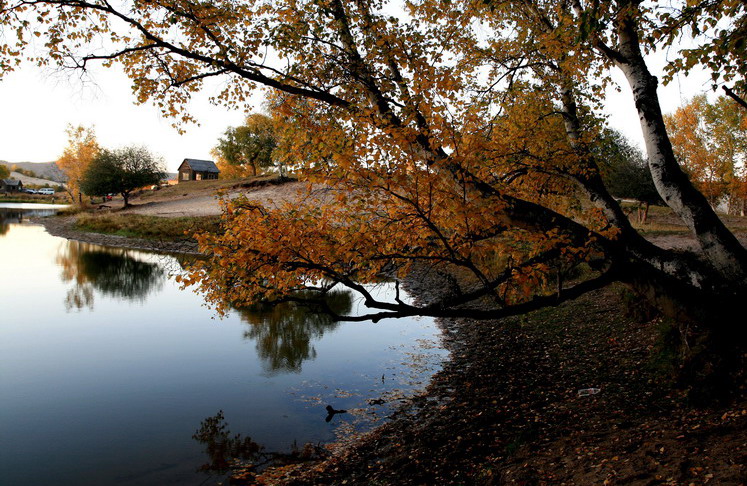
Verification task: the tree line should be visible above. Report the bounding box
[56,126,165,207]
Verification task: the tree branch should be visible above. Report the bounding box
[722,85,747,111]
[320,263,620,322]
[19,0,352,108]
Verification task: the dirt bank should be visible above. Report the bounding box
[121,179,334,217]
[32,177,330,253]
[261,274,746,485]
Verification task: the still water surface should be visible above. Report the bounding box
[0,204,446,485]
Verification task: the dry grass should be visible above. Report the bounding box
[0,193,71,204]
[133,174,293,203]
[74,213,220,241]
[623,203,747,236]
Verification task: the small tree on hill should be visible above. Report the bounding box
[81,146,165,207]
[215,113,277,177]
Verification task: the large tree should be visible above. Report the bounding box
[4,1,746,377]
[56,125,100,205]
[80,146,165,207]
[0,163,9,180]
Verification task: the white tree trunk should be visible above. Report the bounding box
[611,7,747,284]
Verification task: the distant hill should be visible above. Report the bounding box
[0,161,67,182]
[9,171,65,187]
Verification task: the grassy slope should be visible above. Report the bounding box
[627,203,747,236]
[67,175,293,241]
[73,213,220,241]
[134,174,288,203]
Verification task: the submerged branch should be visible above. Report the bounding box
[276,264,618,323]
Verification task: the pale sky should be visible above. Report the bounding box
[0,42,713,173]
[0,63,259,173]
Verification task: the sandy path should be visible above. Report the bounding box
[122,194,224,217]
[121,181,336,217]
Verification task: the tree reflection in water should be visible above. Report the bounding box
[0,218,10,236]
[237,291,353,374]
[56,241,165,310]
[0,208,25,236]
[192,410,263,476]
[193,410,324,482]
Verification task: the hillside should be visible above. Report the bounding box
[0,161,66,182]
[9,171,65,187]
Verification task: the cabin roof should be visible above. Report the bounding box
[2,179,21,186]
[182,159,220,173]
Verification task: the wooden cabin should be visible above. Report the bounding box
[177,159,220,182]
[1,179,23,193]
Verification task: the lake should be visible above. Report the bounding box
[0,204,446,485]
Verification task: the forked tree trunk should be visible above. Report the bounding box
[611,4,747,285]
[577,2,747,395]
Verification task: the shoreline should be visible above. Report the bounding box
[34,214,201,254]
[0,197,68,205]
[269,281,746,485]
[32,211,462,477]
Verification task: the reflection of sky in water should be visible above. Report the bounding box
[0,208,447,486]
[0,202,70,211]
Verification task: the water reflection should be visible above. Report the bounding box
[237,291,353,374]
[56,241,165,310]
[193,411,322,482]
[0,205,66,236]
[1,203,446,486]
[0,208,26,235]
[54,235,350,375]
[193,411,264,477]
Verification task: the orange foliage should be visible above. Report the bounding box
[665,95,747,210]
[181,87,605,316]
[56,125,100,205]
[7,1,744,318]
